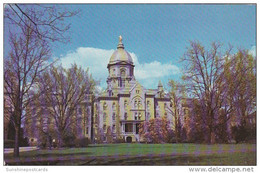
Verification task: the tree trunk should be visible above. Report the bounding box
[13,127,20,157]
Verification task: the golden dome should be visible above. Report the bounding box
[108,36,134,65]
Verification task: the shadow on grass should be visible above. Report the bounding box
[84,155,224,166]
[81,153,256,166]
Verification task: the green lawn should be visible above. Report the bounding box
[4,143,256,165]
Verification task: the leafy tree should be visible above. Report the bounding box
[223,49,256,131]
[168,80,184,143]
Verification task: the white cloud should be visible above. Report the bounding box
[57,47,180,89]
[249,46,256,58]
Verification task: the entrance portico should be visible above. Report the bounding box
[121,120,142,142]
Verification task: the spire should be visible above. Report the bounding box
[158,80,163,87]
[117,35,124,49]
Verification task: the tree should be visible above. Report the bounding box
[5,4,79,43]
[168,80,185,143]
[4,23,51,157]
[182,41,232,144]
[36,64,95,147]
[224,49,256,143]
[4,4,79,157]
[139,116,174,143]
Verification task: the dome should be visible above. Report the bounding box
[108,36,134,65]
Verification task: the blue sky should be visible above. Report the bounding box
[5,4,256,90]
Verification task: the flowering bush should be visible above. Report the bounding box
[139,116,175,143]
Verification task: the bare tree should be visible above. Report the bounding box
[37,64,95,147]
[181,41,232,143]
[4,22,51,157]
[5,4,79,43]
[4,4,79,157]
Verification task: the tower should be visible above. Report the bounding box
[106,36,135,94]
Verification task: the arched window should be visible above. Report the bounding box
[120,69,126,77]
[103,124,107,131]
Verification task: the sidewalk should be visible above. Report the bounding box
[4,146,38,154]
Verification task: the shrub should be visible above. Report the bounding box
[139,117,175,143]
[4,140,15,148]
[114,137,125,143]
[75,137,89,147]
[62,134,76,147]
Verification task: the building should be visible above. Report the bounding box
[92,36,174,143]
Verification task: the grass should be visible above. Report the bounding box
[4,143,256,165]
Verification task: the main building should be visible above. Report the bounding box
[91,36,174,143]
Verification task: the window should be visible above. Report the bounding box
[103,124,107,132]
[164,103,167,109]
[112,102,116,110]
[135,112,138,120]
[112,125,116,133]
[146,112,150,120]
[124,100,127,108]
[138,113,141,120]
[125,123,133,132]
[138,100,141,108]
[124,113,127,120]
[136,90,139,94]
[103,113,106,122]
[134,100,137,108]
[112,113,116,121]
[78,107,82,114]
[103,102,107,110]
[147,101,150,108]
[120,69,126,77]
